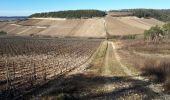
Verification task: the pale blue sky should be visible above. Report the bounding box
[0,0,170,16]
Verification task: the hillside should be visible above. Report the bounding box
[0,15,164,38]
[105,15,164,36]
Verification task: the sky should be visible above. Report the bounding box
[0,0,170,16]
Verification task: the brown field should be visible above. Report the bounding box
[107,12,133,17]
[0,36,102,99]
[105,16,164,36]
[0,15,164,38]
[0,15,169,99]
[1,36,170,99]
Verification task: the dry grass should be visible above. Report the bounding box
[87,41,108,73]
[141,58,170,90]
[118,39,170,90]
[120,40,170,54]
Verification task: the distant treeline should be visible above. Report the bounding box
[110,9,170,22]
[29,10,106,18]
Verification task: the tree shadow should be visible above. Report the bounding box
[37,73,162,100]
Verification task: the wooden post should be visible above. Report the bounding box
[33,62,36,85]
[53,60,55,77]
[43,64,47,81]
[6,59,11,90]
[12,61,15,89]
[30,60,34,86]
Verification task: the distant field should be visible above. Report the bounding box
[105,16,164,36]
[0,15,164,38]
[0,18,106,38]
[0,16,26,21]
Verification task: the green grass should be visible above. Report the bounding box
[87,41,108,73]
[109,34,137,40]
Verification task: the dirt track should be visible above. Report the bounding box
[24,41,170,100]
[0,16,164,38]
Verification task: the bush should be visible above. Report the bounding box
[111,34,136,40]
[0,31,7,35]
[141,59,167,82]
[162,22,170,39]
[141,58,170,90]
[144,25,164,42]
[144,23,170,42]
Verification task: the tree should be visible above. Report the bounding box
[144,25,164,42]
[162,22,170,39]
[0,31,7,35]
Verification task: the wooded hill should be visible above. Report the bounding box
[29,10,106,18]
[110,9,170,22]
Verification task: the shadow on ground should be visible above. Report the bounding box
[32,73,162,100]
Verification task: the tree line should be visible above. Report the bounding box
[130,9,170,22]
[29,10,106,18]
[30,9,170,21]
[110,9,170,22]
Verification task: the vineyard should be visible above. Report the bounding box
[0,36,101,99]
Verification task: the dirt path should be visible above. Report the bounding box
[111,42,133,76]
[102,42,122,92]
[95,42,158,99]
[27,41,170,100]
[109,41,169,100]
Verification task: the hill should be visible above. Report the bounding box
[105,15,164,36]
[0,15,164,38]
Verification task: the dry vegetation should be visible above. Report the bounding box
[0,11,169,99]
[117,39,170,90]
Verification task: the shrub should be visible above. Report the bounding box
[121,34,136,39]
[162,22,170,39]
[144,25,164,42]
[142,59,166,81]
[0,31,7,35]
[141,58,170,89]
[111,34,136,40]
[144,23,170,42]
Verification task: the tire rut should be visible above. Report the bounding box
[110,41,170,100]
[31,41,170,100]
